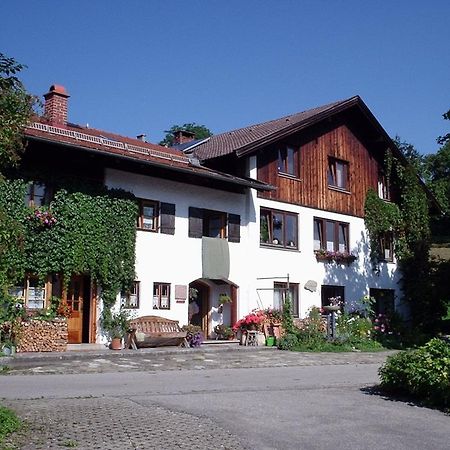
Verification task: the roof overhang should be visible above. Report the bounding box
[25,133,275,192]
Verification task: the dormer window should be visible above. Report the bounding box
[278,146,299,177]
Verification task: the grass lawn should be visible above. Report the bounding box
[0,405,22,447]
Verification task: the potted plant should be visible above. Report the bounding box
[214,324,235,340]
[1,339,16,356]
[102,308,131,350]
[217,294,232,313]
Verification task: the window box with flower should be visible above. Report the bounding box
[28,207,57,229]
[315,249,357,264]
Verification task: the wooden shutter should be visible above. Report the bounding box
[160,202,175,235]
[228,213,241,243]
[188,207,203,238]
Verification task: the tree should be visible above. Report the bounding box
[0,53,35,170]
[159,123,212,147]
[0,54,34,298]
[393,135,424,175]
[437,109,450,146]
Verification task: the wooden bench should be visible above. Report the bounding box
[126,315,189,349]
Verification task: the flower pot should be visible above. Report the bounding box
[323,305,340,312]
[257,332,266,346]
[110,338,122,350]
[265,336,275,347]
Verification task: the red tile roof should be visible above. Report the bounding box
[24,118,274,191]
[193,97,360,160]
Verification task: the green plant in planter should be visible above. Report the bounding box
[101,308,132,340]
[218,294,232,305]
[214,324,234,340]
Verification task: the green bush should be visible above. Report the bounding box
[379,338,450,409]
[0,405,22,445]
[277,333,299,350]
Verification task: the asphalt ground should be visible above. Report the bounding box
[1,347,449,450]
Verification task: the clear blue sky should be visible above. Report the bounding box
[2,1,449,154]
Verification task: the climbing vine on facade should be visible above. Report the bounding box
[0,178,138,325]
[364,150,440,331]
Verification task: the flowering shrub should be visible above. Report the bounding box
[181,324,203,347]
[263,307,283,324]
[28,208,57,228]
[337,313,373,341]
[315,249,357,264]
[373,313,390,336]
[233,310,266,331]
[214,324,234,339]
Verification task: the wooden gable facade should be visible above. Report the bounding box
[256,114,390,218]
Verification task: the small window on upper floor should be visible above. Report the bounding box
[203,210,227,238]
[278,146,299,178]
[138,200,158,231]
[188,207,241,242]
[328,158,349,190]
[314,218,349,253]
[379,232,394,262]
[137,199,175,235]
[378,172,391,201]
[260,208,298,249]
[25,182,50,207]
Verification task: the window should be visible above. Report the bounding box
[379,232,394,262]
[370,288,395,316]
[188,207,240,242]
[138,200,158,231]
[120,281,140,309]
[278,146,299,177]
[137,200,175,234]
[378,172,391,201]
[9,276,46,309]
[328,158,349,190]
[314,218,349,252]
[321,285,345,309]
[25,182,50,207]
[203,210,226,238]
[274,282,299,317]
[260,208,298,249]
[153,283,170,309]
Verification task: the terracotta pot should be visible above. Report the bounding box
[110,338,122,350]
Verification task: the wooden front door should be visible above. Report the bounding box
[65,276,84,344]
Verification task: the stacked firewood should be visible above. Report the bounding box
[17,318,68,352]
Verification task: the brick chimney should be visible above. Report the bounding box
[44,84,70,126]
[173,130,195,145]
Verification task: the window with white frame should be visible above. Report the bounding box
[120,281,140,309]
[153,283,170,309]
[9,276,46,309]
